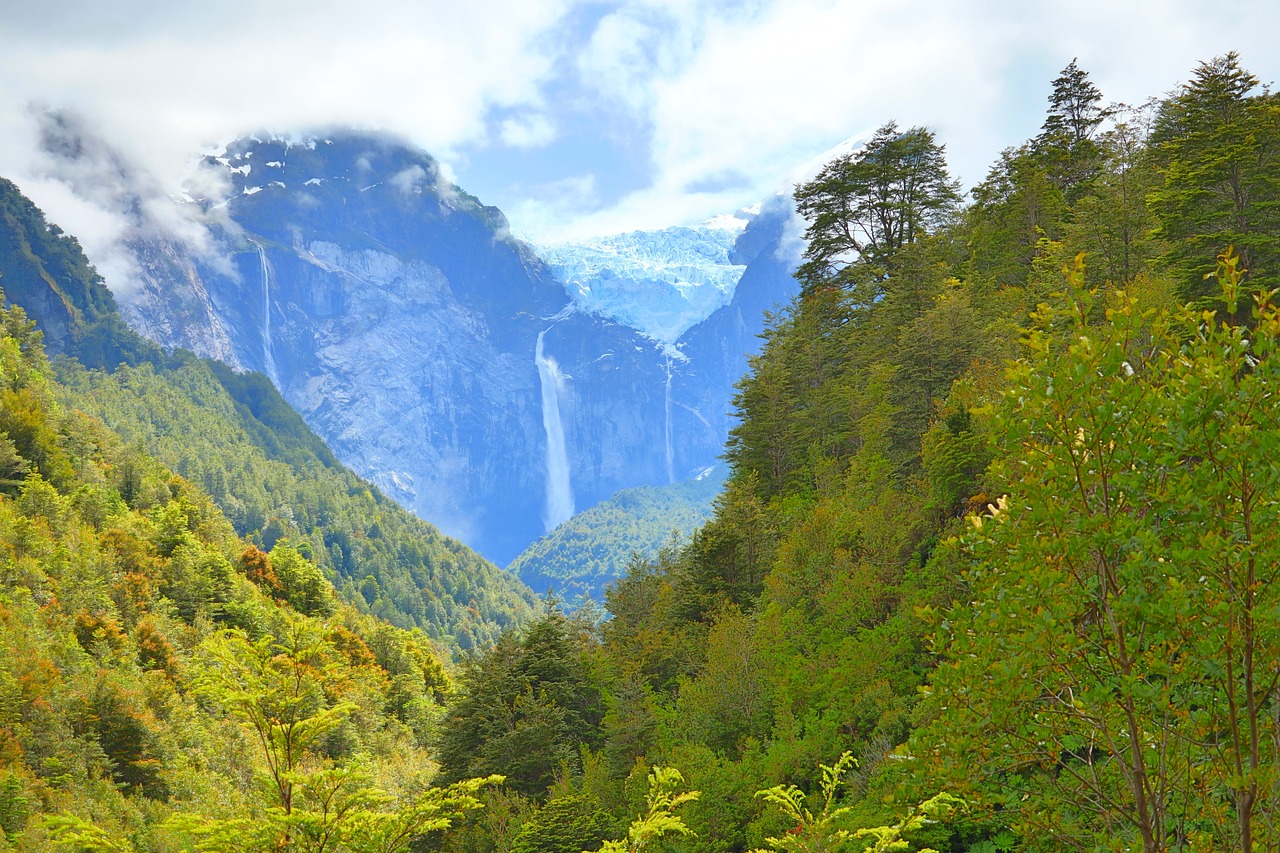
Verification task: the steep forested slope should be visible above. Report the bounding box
[0,178,538,650]
[426,52,1280,853]
[0,300,506,851]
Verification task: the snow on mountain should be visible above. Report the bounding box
[533,214,754,344]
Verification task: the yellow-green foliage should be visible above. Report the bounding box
[0,303,490,851]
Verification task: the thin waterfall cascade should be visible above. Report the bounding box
[535,329,575,531]
[255,243,281,387]
[663,354,674,484]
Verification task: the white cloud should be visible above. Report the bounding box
[0,0,571,291]
[549,0,1280,237]
[390,164,428,195]
[505,174,599,242]
[4,0,1280,253]
[499,113,557,148]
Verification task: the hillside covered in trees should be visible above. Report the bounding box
[2,50,1280,853]
[0,175,539,651]
[418,52,1280,853]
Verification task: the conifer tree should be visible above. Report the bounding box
[1033,59,1111,198]
[1149,52,1280,302]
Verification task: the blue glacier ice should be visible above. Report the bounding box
[533,215,754,344]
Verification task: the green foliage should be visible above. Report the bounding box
[924,252,1280,850]
[41,813,135,852]
[852,794,965,853]
[753,754,963,853]
[1150,52,1280,302]
[596,767,698,853]
[56,356,537,650]
[510,477,721,603]
[1031,59,1112,199]
[508,793,615,853]
[437,610,602,797]
[0,298,499,852]
[795,122,961,289]
[753,752,859,852]
[0,773,28,841]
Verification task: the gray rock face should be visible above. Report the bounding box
[111,131,798,566]
[121,236,242,367]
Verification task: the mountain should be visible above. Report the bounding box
[669,192,804,460]
[30,124,800,567]
[502,195,802,601]
[0,175,538,649]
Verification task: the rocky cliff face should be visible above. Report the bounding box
[102,131,798,566]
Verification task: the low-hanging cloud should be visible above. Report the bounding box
[1,107,241,297]
[0,0,570,285]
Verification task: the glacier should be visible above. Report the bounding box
[533,217,753,344]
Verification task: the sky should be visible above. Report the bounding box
[2,0,1280,257]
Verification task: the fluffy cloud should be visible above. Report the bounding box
[4,0,1280,254]
[500,113,558,148]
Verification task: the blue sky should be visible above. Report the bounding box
[3,0,1280,258]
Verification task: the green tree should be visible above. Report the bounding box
[1149,52,1280,302]
[437,611,602,797]
[510,793,615,853]
[924,254,1280,851]
[1063,114,1155,285]
[795,122,961,291]
[1032,59,1112,198]
[596,766,698,853]
[185,624,357,848]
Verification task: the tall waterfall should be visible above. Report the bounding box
[255,244,280,387]
[663,354,674,484]
[535,329,574,531]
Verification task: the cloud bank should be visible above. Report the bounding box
[2,0,1279,269]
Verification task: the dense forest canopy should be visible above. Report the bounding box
[1,51,1278,853]
[425,51,1280,853]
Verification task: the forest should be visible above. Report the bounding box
[1,51,1279,852]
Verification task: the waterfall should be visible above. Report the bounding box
[535,329,574,531]
[255,243,280,387]
[663,354,674,484]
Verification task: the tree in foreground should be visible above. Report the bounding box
[923,253,1280,851]
[751,752,964,853]
[594,766,698,853]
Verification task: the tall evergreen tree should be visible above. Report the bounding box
[1149,52,1280,302]
[794,122,960,293]
[1033,59,1112,198]
[436,610,602,798]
